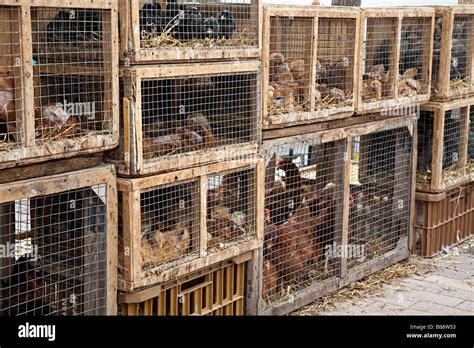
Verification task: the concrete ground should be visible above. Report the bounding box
[297,238,474,315]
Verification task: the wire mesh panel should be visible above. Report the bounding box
[121,0,260,63]
[207,168,257,250]
[358,8,434,114]
[416,101,470,193]
[117,159,261,292]
[398,18,431,97]
[262,138,344,307]
[432,7,474,100]
[0,165,116,316]
[32,7,114,143]
[361,17,397,103]
[349,128,412,269]
[0,5,22,151]
[267,15,314,116]
[316,16,356,111]
[113,62,259,176]
[468,105,474,174]
[120,257,247,316]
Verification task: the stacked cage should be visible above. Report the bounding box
[246,116,416,315]
[431,6,474,101]
[356,7,434,114]
[0,0,119,169]
[0,165,117,316]
[262,6,360,129]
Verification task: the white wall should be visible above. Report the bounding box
[263,0,457,6]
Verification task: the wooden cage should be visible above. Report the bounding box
[414,184,474,258]
[117,158,263,292]
[431,6,474,101]
[416,98,474,193]
[262,6,360,129]
[246,115,416,315]
[119,253,250,315]
[0,0,119,170]
[356,7,434,114]
[119,0,262,64]
[0,164,117,315]
[108,61,260,176]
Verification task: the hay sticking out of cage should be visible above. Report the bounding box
[416,169,432,183]
[268,100,309,116]
[315,92,353,110]
[449,78,470,90]
[442,164,465,183]
[141,28,256,49]
[291,256,433,315]
[467,160,474,173]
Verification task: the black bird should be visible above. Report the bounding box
[46,9,102,44]
[202,16,221,40]
[217,9,236,40]
[165,0,203,41]
[139,2,164,34]
[450,21,468,80]
[399,25,424,75]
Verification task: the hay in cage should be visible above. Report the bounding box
[442,163,466,183]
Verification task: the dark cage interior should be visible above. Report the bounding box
[268,16,313,115]
[442,108,465,181]
[315,17,356,109]
[262,140,344,304]
[138,0,258,49]
[0,6,22,148]
[140,72,257,161]
[416,111,434,184]
[0,186,108,316]
[349,128,412,268]
[31,7,113,142]
[139,181,200,271]
[449,15,473,89]
[362,17,397,102]
[207,168,257,250]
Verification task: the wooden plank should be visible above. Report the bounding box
[199,175,208,257]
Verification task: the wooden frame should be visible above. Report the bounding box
[117,157,264,292]
[355,7,434,114]
[262,5,360,129]
[119,0,262,64]
[109,61,261,176]
[119,252,251,316]
[0,164,118,315]
[416,98,473,193]
[0,0,119,170]
[246,115,416,315]
[431,6,474,101]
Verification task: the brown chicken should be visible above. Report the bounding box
[270,52,290,79]
[0,70,16,138]
[34,103,83,139]
[262,257,279,299]
[142,133,181,159]
[398,68,420,97]
[186,112,216,149]
[269,83,294,111]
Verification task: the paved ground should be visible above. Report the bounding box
[300,238,474,315]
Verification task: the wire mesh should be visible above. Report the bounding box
[138,0,258,50]
[31,8,113,143]
[267,16,313,115]
[432,15,442,92]
[0,6,22,149]
[316,17,356,109]
[206,168,256,250]
[416,111,434,184]
[468,106,474,173]
[450,15,473,90]
[399,18,431,96]
[0,185,109,316]
[140,72,257,161]
[140,181,200,271]
[362,17,397,102]
[442,108,465,182]
[349,128,412,268]
[262,140,344,304]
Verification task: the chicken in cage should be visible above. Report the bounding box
[140,73,256,161]
[262,142,343,302]
[349,129,412,266]
[468,107,474,173]
[138,0,257,49]
[267,16,313,115]
[30,8,112,143]
[362,18,397,102]
[0,6,22,146]
[206,169,255,250]
[139,183,198,270]
[0,186,109,316]
[442,109,465,183]
[315,18,355,109]
[416,111,434,184]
